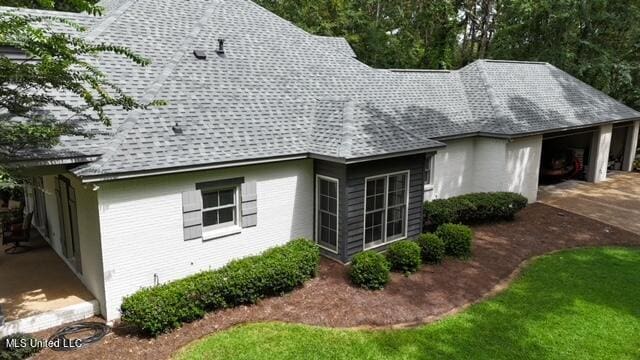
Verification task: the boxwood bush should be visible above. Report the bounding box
[120,239,319,336]
[435,223,474,259]
[349,251,390,290]
[416,233,445,264]
[386,240,422,274]
[424,192,528,228]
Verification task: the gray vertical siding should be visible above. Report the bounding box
[344,154,425,260]
[314,154,427,262]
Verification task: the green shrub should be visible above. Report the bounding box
[436,223,473,259]
[120,239,320,336]
[386,240,422,274]
[349,251,390,290]
[0,333,42,360]
[424,192,528,228]
[416,233,445,264]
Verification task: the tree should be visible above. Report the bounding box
[0,0,100,13]
[490,0,640,108]
[0,1,162,182]
[255,0,460,69]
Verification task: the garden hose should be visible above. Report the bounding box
[47,322,110,351]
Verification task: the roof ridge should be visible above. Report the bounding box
[475,60,509,131]
[0,5,95,18]
[337,100,354,158]
[74,0,220,175]
[388,69,450,73]
[85,0,134,41]
[481,59,549,65]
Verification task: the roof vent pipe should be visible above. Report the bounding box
[172,122,183,134]
[216,38,225,54]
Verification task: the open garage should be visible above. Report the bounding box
[539,127,596,185]
[539,122,640,186]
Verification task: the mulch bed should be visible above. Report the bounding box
[34,203,640,360]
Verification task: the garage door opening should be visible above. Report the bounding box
[610,123,633,171]
[539,129,594,185]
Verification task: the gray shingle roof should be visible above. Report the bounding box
[4,0,639,178]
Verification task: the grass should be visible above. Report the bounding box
[176,247,640,360]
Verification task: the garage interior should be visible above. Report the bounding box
[539,122,639,186]
[540,128,595,185]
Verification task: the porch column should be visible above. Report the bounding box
[587,124,612,183]
[622,120,639,172]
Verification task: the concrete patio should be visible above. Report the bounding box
[0,232,98,335]
[538,171,640,235]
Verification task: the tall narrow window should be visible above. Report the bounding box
[364,171,409,249]
[425,155,434,185]
[316,175,338,253]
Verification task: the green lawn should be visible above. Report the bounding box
[176,247,640,360]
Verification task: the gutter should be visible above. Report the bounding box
[432,116,640,142]
[4,156,100,168]
[78,143,447,183]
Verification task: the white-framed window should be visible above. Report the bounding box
[425,154,434,186]
[201,186,239,231]
[315,175,339,253]
[363,171,409,249]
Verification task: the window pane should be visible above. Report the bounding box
[203,210,218,226]
[328,230,337,246]
[320,195,329,211]
[375,179,385,194]
[366,196,374,211]
[328,197,337,213]
[327,181,337,198]
[202,191,218,208]
[372,225,382,242]
[320,227,328,244]
[386,206,405,238]
[218,207,234,224]
[219,189,234,206]
[374,194,385,209]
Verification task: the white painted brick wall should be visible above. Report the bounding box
[97,159,314,320]
[505,135,543,202]
[429,136,543,203]
[430,138,476,200]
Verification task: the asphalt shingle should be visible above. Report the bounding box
[3,0,639,178]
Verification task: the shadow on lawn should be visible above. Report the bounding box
[362,248,640,359]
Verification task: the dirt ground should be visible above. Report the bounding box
[33,203,640,360]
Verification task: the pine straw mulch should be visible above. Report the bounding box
[34,203,640,360]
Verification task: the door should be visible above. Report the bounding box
[56,176,82,272]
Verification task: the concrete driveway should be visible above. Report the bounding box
[538,172,640,235]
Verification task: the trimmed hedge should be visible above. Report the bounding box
[349,251,390,290]
[424,192,528,228]
[120,239,320,336]
[416,233,445,264]
[436,223,473,259]
[386,240,422,274]
[0,333,42,360]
